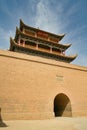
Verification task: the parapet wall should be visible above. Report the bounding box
[0,50,87,120]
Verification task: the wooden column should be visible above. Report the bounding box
[61,50,63,55]
[23,28,25,33]
[23,40,25,47]
[63,51,65,55]
[36,43,38,50]
[35,33,37,37]
[50,47,52,53]
[18,39,20,45]
[18,35,21,45]
[61,50,62,54]
[48,37,50,41]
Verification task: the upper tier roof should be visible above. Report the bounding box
[20,19,65,41]
[15,27,71,51]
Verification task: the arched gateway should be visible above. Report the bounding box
[54,93,72,117]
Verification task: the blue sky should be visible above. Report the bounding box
[0,0,87,66]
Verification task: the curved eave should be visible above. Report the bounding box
[20,19,65,41]
[59,43,72,50]
[9,37,15,51]
[14,28,71,51]
[66,43,72,49]
[10,38,77,63]
[14,27,21,41]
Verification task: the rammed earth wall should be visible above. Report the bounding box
[0,50,87,120]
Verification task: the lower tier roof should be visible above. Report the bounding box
[10,38,77,63]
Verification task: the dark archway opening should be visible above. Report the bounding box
[0,108,7,127]
[54,93,72,117]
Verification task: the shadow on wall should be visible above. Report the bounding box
[54,93,72,117]
[0,108,8,127]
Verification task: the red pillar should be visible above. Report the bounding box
[23,40,25,47]
[36,43,38,49]
[18,39,20,45]
[50,47,52,53]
